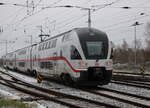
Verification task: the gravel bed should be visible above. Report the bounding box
[38,81,138,108]
[103,83,150,98]
[0,68,145,108]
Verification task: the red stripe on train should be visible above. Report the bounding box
[6,57,80,73]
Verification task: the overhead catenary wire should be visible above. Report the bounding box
[0,0,65,43]
[0,0,146,34]
[0,7,25,24]
[65,0,149,31]
[0,0,150,57]
[61,0,149,31]
[93,0,150,26]
[19,0,64,22]
[101,12,150,31]
[1,0,93,37]
[7,0,120,33]
[55,0,122,31]
[57,0,150,31]
[0,0,62,33]
[43,0,121,33]
[1,0,104,36]
[1,0,150,41]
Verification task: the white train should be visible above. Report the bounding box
[3,27,113,86]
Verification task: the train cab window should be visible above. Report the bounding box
[71,46,82,60]
[86,41,104,59]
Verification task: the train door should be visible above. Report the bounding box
[62,45,70,59]
[61,45,70,73]
[53,52,57,75]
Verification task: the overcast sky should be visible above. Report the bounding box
[0,0,150,57]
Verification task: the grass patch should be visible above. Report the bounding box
[0,99,34,108]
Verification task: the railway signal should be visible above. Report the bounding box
[140,65,145,77]
[37,74,43,83]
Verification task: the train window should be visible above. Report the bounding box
[54,39,57,47]
[47,61,53,69]
[40,61,53,69]
[45,42,47,49]
[40,62,44,69]
[86,41,104,59]
[38,45,41,51]
[51,41,54,48]
[40,44,43,50]
[40,45,42,51]
[9,62,13,66]
[52,39,57,48]
[71,46,82,60]
[42,43,45,50]
[44,43,46,50]
[48,41,51,49]
[19,62,25,67]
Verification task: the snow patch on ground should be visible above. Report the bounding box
[0,89,46,108]
[0,89,20,100]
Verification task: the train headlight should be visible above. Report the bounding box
[106,61,113,66]
[79,61,87,67]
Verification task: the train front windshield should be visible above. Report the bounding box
[86,41,103,59]
[76,28,108,60]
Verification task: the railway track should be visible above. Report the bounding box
[1,69,150,108]
[0,70,118,108]
[121,80,150,86]
[113,78,150,86]
[113,71,150,76]
[78,87,150,108]
[113,72,150,82]
[97,87,150,101]
[111,80,150,90]
[112,71,150,89]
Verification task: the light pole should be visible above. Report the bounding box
[88,8,91,28]
[42,5,95,28]
[42,5,135,29]
[131,21,142,66]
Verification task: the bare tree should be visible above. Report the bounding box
[143,22,150,63]
[113,39,130,64]
[122,39,129,50]
[145,22,150,50]
[136,39,144,64]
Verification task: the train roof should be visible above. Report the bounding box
[4,27,106,56]
[39,27,107,43]
[75,27,107,37]
[75,27,108,40]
